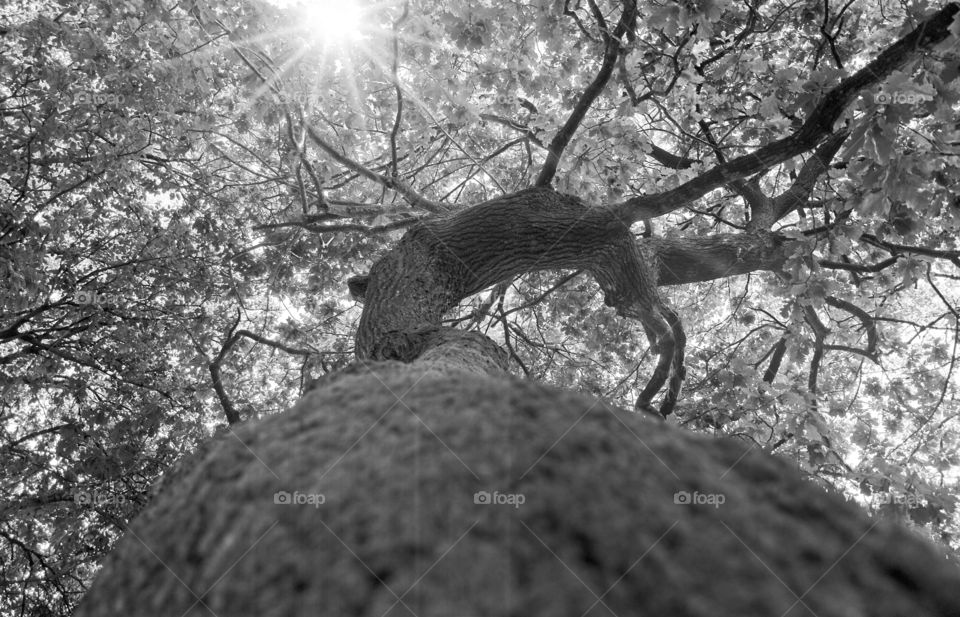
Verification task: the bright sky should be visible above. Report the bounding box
[273,0,365,46]
[301,0,364,44]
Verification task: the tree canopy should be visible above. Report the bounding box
[1,0,959,613]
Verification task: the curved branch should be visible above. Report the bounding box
[354,187,684,414]
[479,113,545,147]
[209,323,317,424]
[825,296,880,363]
[389,3,409,179]
[803,306,828,405]
[728,179,767,216]
[563,0,598,42]
[747,130,850,231]
[209,312,242,425]
[536,0,638,186]
[234,330,314,356]
[346,230,791,297]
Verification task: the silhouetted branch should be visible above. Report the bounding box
[536,0,638,186]
[819,256,899,272]
[614,3,959,223]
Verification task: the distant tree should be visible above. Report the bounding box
[1,1,959,613]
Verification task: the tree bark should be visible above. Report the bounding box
[75,357,960,616]
[649,231,789,286]
[353,186,686,414]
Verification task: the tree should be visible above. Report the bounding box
[2,0,960,614]
[75,361,960,616]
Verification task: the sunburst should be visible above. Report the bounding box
[297,0,365,46]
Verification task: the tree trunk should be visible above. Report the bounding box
[75,347,960,616]
[351,187,694,414]
[75,184,960,615]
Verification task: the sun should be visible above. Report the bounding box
[298,0,365,45]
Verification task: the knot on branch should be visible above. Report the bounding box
[347,275,369,301]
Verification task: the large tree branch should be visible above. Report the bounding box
[614,3,960,223]
[769,131,849,222]
[648,232,789,285]
[535,0,638,186]
[347,230,790,300]
[352,186,685,414]
[746,130,849,231]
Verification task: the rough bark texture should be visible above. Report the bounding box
[354,187,649,361]
[648,231,789,286]
[354,187,685,414]
[76,361,960,617]
[347,230,790,291]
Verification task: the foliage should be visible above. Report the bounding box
[1,0,958,613]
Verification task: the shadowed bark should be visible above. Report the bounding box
[74,361,960,617]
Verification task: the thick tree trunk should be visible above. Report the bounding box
[353,187,657,360]
[76,350,960,616]
[352,187,692,414]
[75,172,960,614]
[342,185,798,418]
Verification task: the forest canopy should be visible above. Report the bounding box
[1,0,959,614]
